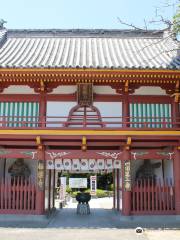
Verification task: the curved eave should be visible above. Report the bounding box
[0,68,180,72]
[0,68,179,85]
[0,66,180,71]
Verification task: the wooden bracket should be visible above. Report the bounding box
[37,80,45,92]
[36,136,41,145]
[36,136,42,150]
[125,137,131,150]
[125,80,129,93]
[40,80,45,92]
[177,146,180,150]
[171,92,180,103]
[81,136,87,151]
[175,80,180,90]
[171,80,180,103]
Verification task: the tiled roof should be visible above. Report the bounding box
[0,29,179,69]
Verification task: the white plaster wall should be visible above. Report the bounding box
[93,86,117,94]
[46,101,122,127]
[46,101,76,127]
[51,85,76,94]
[51,85,118,95]
[47,101,76,116]
[133,86,167,95]
[94,102,122,127]
[3,86,36,94]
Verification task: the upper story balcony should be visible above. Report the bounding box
[0,86,179,132]
[0,115,179,130]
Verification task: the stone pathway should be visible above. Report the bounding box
[49,197,120,228]
[0,197,180,240]
[0,228,148,240]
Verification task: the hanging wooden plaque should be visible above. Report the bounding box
[37,160,45,190]
[124,160,131,191]
[77,83,93,106]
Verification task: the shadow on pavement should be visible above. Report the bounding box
[0,208,180,229]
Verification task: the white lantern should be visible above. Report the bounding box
[46,160,54,169]
[114,160,121,169]
[55,159,64,170]
[89,159,97,171]
[72,159,80,171]
[97,159,105,170]
[63,159,72,170]
[106,159,113,169]
[80,159,89,170]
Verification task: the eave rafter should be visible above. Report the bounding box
[0,68,179,93]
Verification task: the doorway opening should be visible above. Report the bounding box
[45,168,123,228]
[45,168,122,215]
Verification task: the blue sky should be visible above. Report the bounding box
[0,0,178,29]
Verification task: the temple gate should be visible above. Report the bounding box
[0,28,179,216]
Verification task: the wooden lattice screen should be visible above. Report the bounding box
[0,177,38,214]
[131,178,175,215]
[130,103,172,128]
[0,102,39,127]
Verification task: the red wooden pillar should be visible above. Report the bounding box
[122,149,131,216]
[116,169,120,210]
[173,148,180,214]
[39,92,47,127]
[171,97,180,128]
[122,93,129,128]
[36,146,45,214]
[112,170,115,209]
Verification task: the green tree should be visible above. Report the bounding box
[173,1,180,34]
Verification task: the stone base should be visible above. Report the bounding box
[77,203,90,215]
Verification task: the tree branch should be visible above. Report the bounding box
[117,17,146,31]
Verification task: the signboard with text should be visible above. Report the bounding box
[69,178,87,188]
[90,175,97,196]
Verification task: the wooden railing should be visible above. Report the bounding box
[131,178,175,215]
[0,116,179,129]
[0,177,37,214]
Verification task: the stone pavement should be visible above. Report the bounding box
[0,228,147,240]
[0,227,180,240]
[0,197,180,240]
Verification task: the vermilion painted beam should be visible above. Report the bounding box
[0,134,179,142]
[0,141,36,146]
[0,141,177,149]
[46,94,76,101]
[0,93,172,103]
[0,94,40,101]
[0,148,174,160]
[43,141,178,147]
[129,95,172,103]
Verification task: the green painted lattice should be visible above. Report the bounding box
[130,103,172,128]
[0,102,39,127]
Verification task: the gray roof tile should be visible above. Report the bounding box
[0,29,179,69]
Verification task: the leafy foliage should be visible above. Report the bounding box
[173,1,180,34]
[70,189,113,198]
